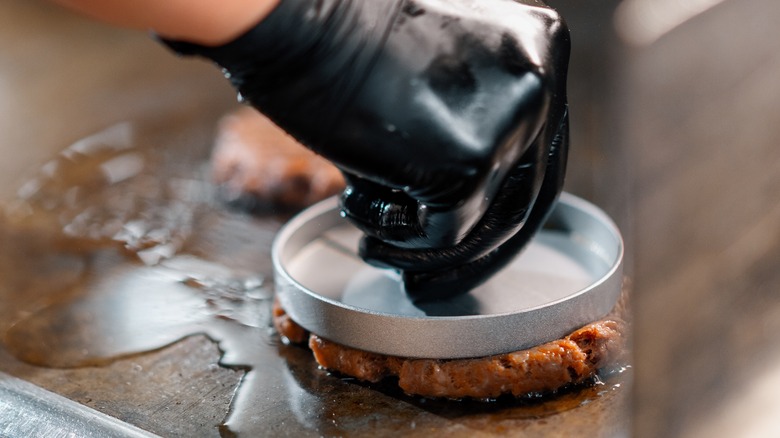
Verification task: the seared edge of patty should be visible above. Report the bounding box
[272,288,628,400]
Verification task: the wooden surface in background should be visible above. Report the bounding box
[614,0,780,436]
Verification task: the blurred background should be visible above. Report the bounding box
[1,0,779,436]
[551,0,780,436]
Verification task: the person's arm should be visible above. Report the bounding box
[50,0,570,301]
[51,0,279,45]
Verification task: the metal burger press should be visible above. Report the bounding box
[272,192,623,359]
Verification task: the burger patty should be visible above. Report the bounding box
[211,107,345,208]
[272,292,628,399]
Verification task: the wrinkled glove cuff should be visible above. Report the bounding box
[159,0,404,153]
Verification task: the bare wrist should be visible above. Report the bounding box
[52,0,280,46]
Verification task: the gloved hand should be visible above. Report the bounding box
[162,0,570,301]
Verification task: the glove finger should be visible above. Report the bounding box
[361,108,568,273]
[339,173,428,248]
[359,144,541,271]
[402,109,568,301]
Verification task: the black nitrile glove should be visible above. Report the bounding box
[162,0,570,301]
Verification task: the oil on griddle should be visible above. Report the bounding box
[0,116,630,437]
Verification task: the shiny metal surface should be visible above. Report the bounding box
[274,192,623,359]
[0,372,158,438]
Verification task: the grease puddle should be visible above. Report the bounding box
[0,123,628,436]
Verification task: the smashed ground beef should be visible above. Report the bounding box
[273,292,628,400]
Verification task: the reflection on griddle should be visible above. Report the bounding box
[0,122,630,436]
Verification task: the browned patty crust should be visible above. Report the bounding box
[272,296,309,345]
[211,107,345,208]
[273,293,628,399]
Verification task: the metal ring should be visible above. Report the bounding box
[272,192,623,359]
